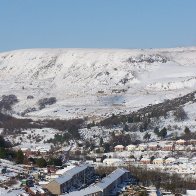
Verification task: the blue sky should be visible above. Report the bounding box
[0,0,196,51]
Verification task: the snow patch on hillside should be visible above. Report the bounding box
[0,47,196,119]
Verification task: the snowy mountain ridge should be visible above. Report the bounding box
[0,47,196,120]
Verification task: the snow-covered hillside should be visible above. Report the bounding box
[0,47,196,120]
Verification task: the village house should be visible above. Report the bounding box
[70,147,85,155]
[124,158,136,164]
[148,144,158,151]
[114,145,124,152]
[175,145,185,151]
[189,145,196,151]
[30,148,49,157]
[93,147,104,153]
[191,157,196,163]
[189,139,196,145]
[162,144,174,151]
[44,164,94,195]
[19,145,51,158]
[185,190,196,196]
[153,158,164,165]
[165,157,176,164]
[103,158,124,166]
[95,157,102,163]
[126,144,136,151]
[140,158,151,164]
[176,139,186,145]
[26,185,46,196]
[137,144,147,151]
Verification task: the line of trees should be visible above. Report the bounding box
[99,91,194,129]
[0,135,63,167]
[0,135,24,163]
[154,127,167,139]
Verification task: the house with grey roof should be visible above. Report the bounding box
[62,168,131,196]
[44,164,94,195]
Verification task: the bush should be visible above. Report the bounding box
[27,95,34,99]
[16,150,24,164]
[0,94,18,111]
[21,107,36,116]
[48,158,62,166]
[173,107,188,121]
[143,132,151,141]
[0,135,12,148]
[159,127,167,139]
[110,134,133,148]
[38,97,57,109]
[36,158,47,168]
[0,147,6,158]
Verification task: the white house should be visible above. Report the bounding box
[137,144,147,151]
[178,157,189,163]
[175,145,185,151]
[114,145,124,152]
[126,144,136,151]
[148,144,158,151]
[140,158,151,164]
[191,157,196,163]
[153,158,164,165]
[163,144,174,151]
[103,158,124,166]
[186,190,196,196]
[165,157,176,164]
[176,139,186,145]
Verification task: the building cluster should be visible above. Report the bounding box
[114,139,196,152]
[140,156,196,165]
[0,158,46,195]
[62,168,132,196]
[97,139,196,177]
[18,145,51,158]
[0,137,196,195]
[0,153,196,196]
[0,159,138,196]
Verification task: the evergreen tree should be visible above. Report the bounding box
[36,158,47,168]
[0,147,6,159]
[28,157,36,164]
[103,143,110,153]
[16,150,24,164]
[48,158,62,166]
[143,132,151,141]
[0,135,6,148]
[159,127,167,139]
[184,126,191,135]
[124,124,129,132]
[150,156,155,164]
[99,137,103,146]
[154,127,160,136]
[174,107,187,121]
[183,126,191,140]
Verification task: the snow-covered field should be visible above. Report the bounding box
[5,128,60,148]
[0,47,196,121]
